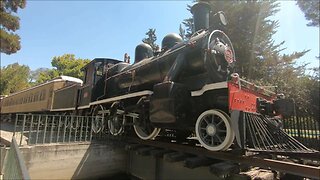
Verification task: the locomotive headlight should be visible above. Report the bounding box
[212,40,227,54]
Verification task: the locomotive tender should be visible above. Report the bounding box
[1,2,304,152]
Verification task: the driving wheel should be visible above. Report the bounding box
[195,109,234,151]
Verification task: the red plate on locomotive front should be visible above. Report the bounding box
[228,76,276,113]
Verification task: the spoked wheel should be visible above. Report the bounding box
[91,105,105,134]
[134,120,161,140]
[108,102,124,136]
[108,114,124,136]
[133,97,161,140]
[195,109,234,151]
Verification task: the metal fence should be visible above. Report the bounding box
[13,113,320,151]
[2,138,30,180]
[283,115,320,150]
[13,114,102,146]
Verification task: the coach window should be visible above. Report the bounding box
[35,92,39,102]
[39,91,43,101]
[83,70,88,84]
[40,91,43,100]
[40,90,46,101]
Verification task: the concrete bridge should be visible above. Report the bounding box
[1,115,233,180]
[1,114,317,180]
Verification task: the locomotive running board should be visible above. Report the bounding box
[51,107,76,112]
[90,90,153,106]
[191,82,227,97]
[231,110,316,153]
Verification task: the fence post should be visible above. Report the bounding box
[42,115,48,144]
[74,117,78,142]
[89,117,93,142]
[68,116,74,142]
[13,114,18,137]
[85,117,89,141]
[19,115,26,146]
[296,116,302,140]
[49,115,55,144]
[79,117,84,142]
[56,116,62,143]
[28,115,34,145]
[35,115,41,144]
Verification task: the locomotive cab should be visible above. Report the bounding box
[78,58,123,108]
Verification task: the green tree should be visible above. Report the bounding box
[296,0,319,27]
[36,54,90,83]
[181,5,194,40]
[307,67,319,119]
[29,67,50,85]
[179,24,186,41]
[181,17,193,40]
[0,63,30,95]
[0,0,26,55]
[142,28,159,52]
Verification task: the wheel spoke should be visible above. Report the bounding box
[211,136,214,145]
[204,117,210,125]
[216,120,223,127]
[218,129,226,133]
[211,115,215,124]
[215,134,223,143]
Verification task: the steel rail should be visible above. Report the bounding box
[126,137,320,179]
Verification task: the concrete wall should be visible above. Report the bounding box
[20,142,127,179]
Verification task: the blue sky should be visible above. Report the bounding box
[1,1,319,72]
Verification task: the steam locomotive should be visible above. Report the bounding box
[1,2,306,152]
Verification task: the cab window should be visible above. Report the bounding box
[94,62,104,84]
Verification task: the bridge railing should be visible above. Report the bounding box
[13,114,102,146]
[2,138,30,180]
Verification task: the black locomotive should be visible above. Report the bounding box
[1,2,309,152]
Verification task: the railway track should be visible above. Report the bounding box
[118,136,320,179]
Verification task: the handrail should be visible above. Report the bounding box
[2,138,30,180]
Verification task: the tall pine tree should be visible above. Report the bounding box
[142,28,160,53]
[296,0,319,27]
[0,0,26,55]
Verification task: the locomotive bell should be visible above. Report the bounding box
[134,43,153,63]
[161,33,183,51]
[191,2,211,31]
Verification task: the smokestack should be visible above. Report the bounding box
[191,2,211,32]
